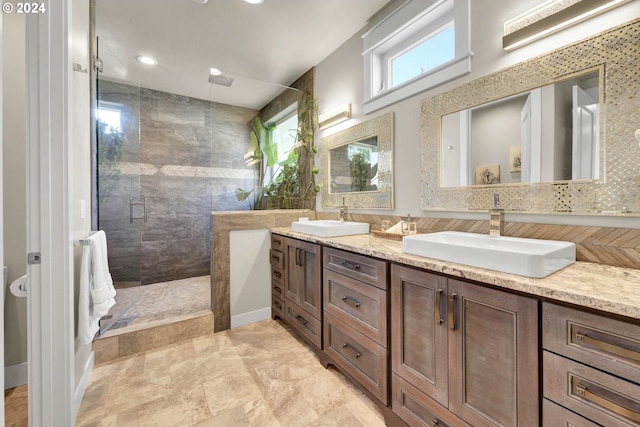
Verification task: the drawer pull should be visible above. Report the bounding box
[448,293,457,330]
[273,238,282,245]
[342,343,361,359]
[273,300,282,310]
[271,254,280,261]
[341,260,361,271]
[273,270,282,279]
[342,296,361,308]
[576,332,640,362]
[295,314,308,326]
[431,420,439,427]
[435,289,444,325]
[575,384,640,422]
[274,285,282,294]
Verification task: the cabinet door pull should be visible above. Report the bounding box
[435,289,444,325]
[295,248,300,266]
[295,314,308,326]
[575,384,640,422]
[342,343,361,359]
[341,260,361,271]
[342,296,361,308]
[273,270,282,279]
[298,248,304,267]
[575,332,640,362]
[274,285,282,294]
[431,420,439,427]
[448,293,457,330]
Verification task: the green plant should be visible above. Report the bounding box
[349,151,371,192]
[97,119,124,202]
[236,91,319,210]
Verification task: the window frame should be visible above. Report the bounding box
[362,0,471,114]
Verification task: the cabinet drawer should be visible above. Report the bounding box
[284,300,322,349]
[543,399,600,427]
[272,280,285,300]
[544,351,640,427]
[272,295,284,319]
[270,249,285,270]
[324,314,388,404]
[271,266,284,285]
[543,303,640,384]
[392,374,470,427]
[324,269,387,346]
[323,247,388,290]
[271,234,286,251]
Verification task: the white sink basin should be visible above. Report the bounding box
[402,231,575,278]
[291,220,370,237]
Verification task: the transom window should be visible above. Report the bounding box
[362,0,471,114]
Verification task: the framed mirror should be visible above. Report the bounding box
[421,19,640,214]
[321,112,394,209]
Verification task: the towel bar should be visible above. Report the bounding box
[74,231,100,246]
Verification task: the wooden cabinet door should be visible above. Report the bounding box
[297,240,322,320]
[447,279,538,427]
[285,241,301,303]
[285,238,321,320]
[391,265,449,407]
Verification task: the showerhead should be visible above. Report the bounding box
[208,75,234,87]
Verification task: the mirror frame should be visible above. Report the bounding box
[421,18,640,214]
[321,112,394,209]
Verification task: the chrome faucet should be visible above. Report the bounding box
[338,197,348,222]
[490,192,503,237]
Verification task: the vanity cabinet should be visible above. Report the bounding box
[391,264,539,427]
[270,235,286,320]
[543,303,640,426]
[279,236,323,349]
[323,248,390,405]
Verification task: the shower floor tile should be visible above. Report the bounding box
[100,275,211,337]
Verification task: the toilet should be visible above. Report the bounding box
[4,266,28,389]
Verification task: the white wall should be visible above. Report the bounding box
[315,0,640,227]
[229,229,271,327]
[2,8,27,381]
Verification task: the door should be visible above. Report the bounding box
[572,85,599,180]
[520,89,542,183]
[285,238,321,319]
[94,35,144,288]
[448,279,539,427]
[391,265,449,406]
[297,241,321,319]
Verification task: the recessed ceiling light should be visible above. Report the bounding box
[136,55,157,65]
[191,0,208,3]
[244,0,264,4]
[209,68,222,76]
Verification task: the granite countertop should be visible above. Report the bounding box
[271,227,640,321]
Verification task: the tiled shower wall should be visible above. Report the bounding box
[98,80,257,285]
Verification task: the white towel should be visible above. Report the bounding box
[78,231,117,344]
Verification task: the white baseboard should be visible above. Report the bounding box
[72,351,95,422]
[231,307,271,328]
[4,362,27,389]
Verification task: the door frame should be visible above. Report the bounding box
[26,1,75,425]
[1,8,5,423]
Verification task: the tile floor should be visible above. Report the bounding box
[76,319,386,427]
[4,385,28,427]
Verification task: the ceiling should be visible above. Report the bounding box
[96,0,391,111]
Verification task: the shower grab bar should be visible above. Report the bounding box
[129,198,148,223]
[74,230,101,246]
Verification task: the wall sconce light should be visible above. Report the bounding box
[503,0,629,51]
[319,103,351,128]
